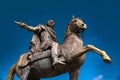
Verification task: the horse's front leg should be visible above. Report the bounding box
[69,67,80,80]
[71,45,111,63]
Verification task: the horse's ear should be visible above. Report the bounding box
[72,15,75,19]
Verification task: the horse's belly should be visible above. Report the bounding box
[31,58,67,78]
[32,58,52,70]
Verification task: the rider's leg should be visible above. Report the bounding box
[51,42,65,65]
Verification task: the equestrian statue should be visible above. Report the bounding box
[7,16,111,80]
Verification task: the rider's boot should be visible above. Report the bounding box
[52,53,65,66]
[51,42,65,66]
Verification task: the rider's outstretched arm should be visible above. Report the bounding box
[14,21,40,32]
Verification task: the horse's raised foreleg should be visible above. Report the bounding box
[86,45,111,63]
[70,45,111,63]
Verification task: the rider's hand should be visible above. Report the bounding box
[14,21,26,27]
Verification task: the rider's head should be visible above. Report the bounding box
[46,20,55,29]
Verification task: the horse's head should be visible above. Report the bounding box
[70,16,87,33]
[65,16,87,38]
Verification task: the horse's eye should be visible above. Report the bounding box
[82,24,84,26]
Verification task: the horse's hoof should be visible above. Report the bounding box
[103,58,112,63]
[102,51,112,63]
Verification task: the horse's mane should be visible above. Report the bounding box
[64,24,71,39]
[64,18,82,39]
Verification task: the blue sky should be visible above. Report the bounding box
[0,0,120,80]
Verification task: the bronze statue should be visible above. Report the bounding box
[7,16,111,80]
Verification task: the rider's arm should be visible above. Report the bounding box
[14,21,47,33]
[14,21,38,32]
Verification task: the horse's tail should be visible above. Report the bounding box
[7,64,16,80]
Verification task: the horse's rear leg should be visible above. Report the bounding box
[69,68,80,80]
[20,66,30,80]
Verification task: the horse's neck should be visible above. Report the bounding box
[59,34,83,55]
[65,33,82,41]
[64,34,83,48]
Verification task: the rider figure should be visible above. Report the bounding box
[15,20,65,66]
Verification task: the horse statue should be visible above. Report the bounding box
[7,16,111,80]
